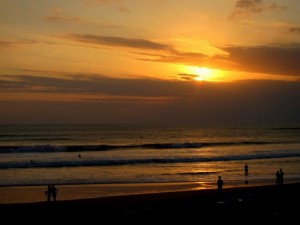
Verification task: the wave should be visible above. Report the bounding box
[1,151,300,169]
[175,172,217,176]
[271,127,300,130]
[0,141,292,153]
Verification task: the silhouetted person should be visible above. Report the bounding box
[45,185,51,202]
[279,168,284,184]
[78,154,81,158]
[51,184,58,201]
[217,176,224,199]
[276,170,280,185]
[244,164,248,176]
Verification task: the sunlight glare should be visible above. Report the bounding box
[186,66,216,81]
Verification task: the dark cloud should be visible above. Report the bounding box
[45,15,82,23]
[177,73,198,81]
[289,27,300,34]
[67,33,170,51]
[236,0,263,11]
[219,44,300,77]
[0,74,190,99]
[138,51,209,65]
[229,0,286,18]
[0,74,299,125]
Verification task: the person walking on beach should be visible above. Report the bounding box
[51,184,58,201]
[244,163,248,176]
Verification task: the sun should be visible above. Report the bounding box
[187,66,214,81]
[177,65,225,82]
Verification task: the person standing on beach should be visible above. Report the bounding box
[51,184,58,201]
[279,168,284,184]
[45,185,51,202]
[217,176,224,199]
[244,164,248,176]
[276,170,280,184]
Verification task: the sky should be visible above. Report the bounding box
[0,0,300,125]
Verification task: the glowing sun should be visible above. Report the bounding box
[188,66,214,81]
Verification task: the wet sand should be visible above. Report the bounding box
[1,183,299,223]
[0,182,214,204]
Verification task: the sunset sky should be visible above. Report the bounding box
[1,0,300,124]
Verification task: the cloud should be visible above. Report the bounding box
[177,73,198,81]
[65,33,300,77]
[45,7,83,23]
[84,0,130,13]
[219,44,300,77]
[138,51,208,63]
[0,74,189,99]
[0,39,38,48]
[229,0,286,18]
[67,33,171,51]
[66,33,213,66]
[236,0,263,12]
[141,43,300,77]
[289,27,300,34]
[45,15,82,23]
[1,74,300,124]
[140,42,300,78]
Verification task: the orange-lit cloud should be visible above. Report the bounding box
[229,0,286,18]
[0,39,38,48]
[219,44,300,77]
[63,31,300,77]
[45,8,83,24]
[66,33,170,51]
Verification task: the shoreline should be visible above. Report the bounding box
[1,179,298,204]
[0,181,216,204]
[1,182,299,223]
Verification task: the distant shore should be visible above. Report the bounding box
[1,182,299,223]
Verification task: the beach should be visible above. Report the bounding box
[1,125,299,223]
[1,182,299,223]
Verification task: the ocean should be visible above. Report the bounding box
[1,124,300,187]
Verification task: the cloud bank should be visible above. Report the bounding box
[0,74,299,124]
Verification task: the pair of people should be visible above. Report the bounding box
[45,184,58,202]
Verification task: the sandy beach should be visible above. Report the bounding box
[0,182,212,204]
[1,182,299,223]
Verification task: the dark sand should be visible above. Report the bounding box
[1,183,299,223]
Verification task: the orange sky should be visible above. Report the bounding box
[1,0,300,124]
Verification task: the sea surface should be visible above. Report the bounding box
[0,124,300,187]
